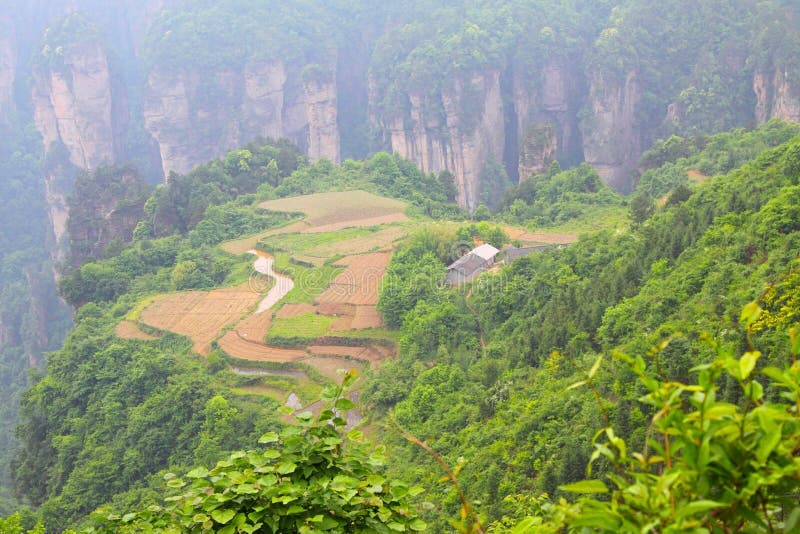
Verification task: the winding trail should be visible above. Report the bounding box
[248,250,294,313]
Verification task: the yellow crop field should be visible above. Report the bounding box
[139,285,260,355]
[259,190,408,229]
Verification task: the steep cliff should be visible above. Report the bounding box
[375,62,591,208]
[303,74,341,164]
[144,60,341,179]
[512,61,584,180]
[0,14,15,120]
[581,70,642,193]
[754,68,800,124]
[66,165,149,265]
[380,70,505,210]
[32,41,123,170]
[31,37,126,259]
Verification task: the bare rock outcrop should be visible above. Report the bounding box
[518,124,557,179]
[382,70,505,210]
[144,60,341,179]
[581,70,642,192]
[754,68,800,124]
[303,76,341,164]
[32,41,121,170]
[0,15,16,119]
[31,40,125,261]
[512,61,582,180]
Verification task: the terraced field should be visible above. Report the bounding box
[119,189,573,406]
[115,320,159,341]
[259,190,408,229]
[316,252,391,306]
[139,285,260,354]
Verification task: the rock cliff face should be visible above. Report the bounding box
[32,41,122,169]
[376,61,588,207]
[754,68,800,124]
[144,60,341,178]
[381,70,506,210]
[581,70,642,193]
[303,76,341,164]
[518,123,557,179]
[31,40,125,258]
[512,61,583,180]
[44,171,70,259]
[0,15,15,119]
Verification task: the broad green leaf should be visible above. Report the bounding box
[784,506,800,533]
[335,398,356,410]
[347,429,364,442]
[756,425,782,462]
[234,484,259,494]
[211,509,236,525]
[511,518,537,533]
[277,461,297,474]
[186,467,209,478]
[559,479,608,494]
[258,431,279,444]
[408,485,425,497]
[745,380,764,401]
[409,518,427,531]
[739,351,760,380]
[570,510,620,530]
[740,301,762,327]
[320,386,338,400]
[674,500,725,519]
[320,516,341,529]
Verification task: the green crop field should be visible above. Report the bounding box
[261,227,372,254]
[268,312,336,338]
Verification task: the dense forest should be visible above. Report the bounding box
[0,0,800,532]
[1,120,798,531]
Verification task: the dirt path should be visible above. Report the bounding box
[249,250,294,313]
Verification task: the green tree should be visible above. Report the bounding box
[495,318,800,533]
[89,373,426,533]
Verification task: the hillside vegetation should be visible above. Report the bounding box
[2,120,798,532]
[2,1,800,530]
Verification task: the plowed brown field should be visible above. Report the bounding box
[260,191,408,228]
[139,285,260,354]
[503,226,577,245]
[115,320,159,341]
[302,356,366,382]
[217,331,307,362]
[350,306,383,329]
[233,313,272,343]
[316,252,391,306]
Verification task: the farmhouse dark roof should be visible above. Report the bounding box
[448,253,488,276]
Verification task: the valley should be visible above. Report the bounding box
[1,2,799,532]
[118,188,568,411]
